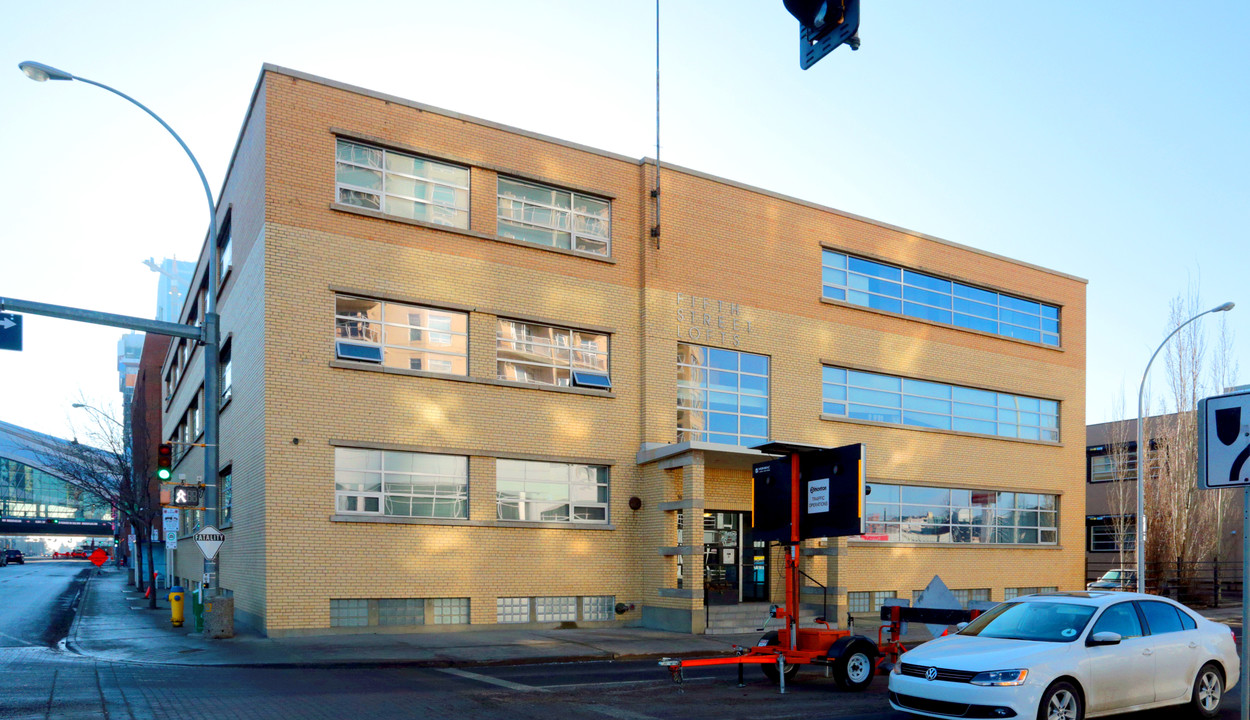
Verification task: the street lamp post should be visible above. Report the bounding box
[21,61,224,614]
[1135,301,1234,593]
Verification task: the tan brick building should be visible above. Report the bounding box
[157,65,1086,637]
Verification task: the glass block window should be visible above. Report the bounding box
[847,590,896,614]
[953,589,991,608]
[497,177,611,256]
[335,448,468,519]
[822,250,1060,346]
[677,344,769,447]
[536,596,578,622]
[330,599,369,627]
[1005,586,1058,600]
[496,320,610,388]
[582,596,615,622]
[862,484,1058,545]
[335,295,468,374]
[432,598,469,625]
[822,366,1059,442]
[336,139,469,228]
[497,597,531,624]
[496,459,609,524]
[378,598,425,626]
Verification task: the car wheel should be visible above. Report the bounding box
[1191,663,1223,718]
[1038,680,1082,720]
[832,646,875,691]
[756,631,799,683]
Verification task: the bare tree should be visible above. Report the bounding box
[39,397,161,606]
[1140,292,1238,590]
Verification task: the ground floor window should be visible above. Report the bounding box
[496,595,616,623]
[1004,586,1058,600]
[332,597,467,627]
[334,447,468,519]
[847,590,897,614]
[1088,522,1135,552]
[496,459,609,524]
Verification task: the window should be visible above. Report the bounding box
[216,212,232,286]
[496,459,609,524]
[1092,602,1143,639]
[847,590,896,614]
[330,599,369,627]
[378,598,424,626]
[822,250,1060,346]
[335,296,468,375]
[496,320,610,388]
[822,366,1059,442]
[219,340,232,405]
[497,178,611,256]
[1139,601,1185,635]
[334,448,468,519]
[582,596,614,622]
[1089,524,1135,552]
[1088,449,1137,483]
[677,344,769,447]
[219,467,232,527]
[952,588,991,608]
[1003,586,1058,600]
[535,596,578,622]
[335,139,469,228]
[862,484,1059,545]
[497,597,531,623]
[432,598,469,624]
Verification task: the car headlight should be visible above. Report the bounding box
[891,660,903,675]
[970,669,1028,686]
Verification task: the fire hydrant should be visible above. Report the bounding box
[169,585,185,627]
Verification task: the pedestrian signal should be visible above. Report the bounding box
[169,484,200,508]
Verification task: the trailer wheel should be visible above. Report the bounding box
[756,631,799,683]
[832,643,876,691]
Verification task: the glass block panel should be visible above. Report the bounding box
[536,596,578,622]
[496,597,531,624]
[581,595,614,622]
[330,599,369,627]
[432,597,469,625]
[378,598,424,626]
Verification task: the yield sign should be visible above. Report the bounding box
[194,525,225,560]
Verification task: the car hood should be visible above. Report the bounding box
[901,634,1073,671]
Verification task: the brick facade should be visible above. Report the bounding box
[157,65,1086,636]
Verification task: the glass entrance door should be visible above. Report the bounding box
[703,511,740,605]
[740,512,770,602]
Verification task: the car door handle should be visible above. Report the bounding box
[1142,649,1154,656]
[1189,642,1199,648]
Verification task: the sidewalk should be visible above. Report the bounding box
[68,567,762,668]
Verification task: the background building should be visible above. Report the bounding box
[156,65,1086,637]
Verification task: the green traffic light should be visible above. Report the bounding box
[157,468,172,480]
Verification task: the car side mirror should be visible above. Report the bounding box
[956,622,969,631]
[1087,631,1122,646]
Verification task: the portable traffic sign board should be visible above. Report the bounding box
[89,548,109,567]
[751,442,866,542]
[1198,388,1250,490]
[193,525,225,559]
[0,313,21,351]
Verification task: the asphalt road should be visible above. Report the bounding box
[0,560,1245,719]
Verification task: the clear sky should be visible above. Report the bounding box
[1,1,1246,440]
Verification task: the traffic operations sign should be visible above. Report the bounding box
[1198,388,1250,489]
[751,442,866,542]
[0,313,21,351]
[194,525,224,560]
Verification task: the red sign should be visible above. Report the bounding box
[89,549,109,567]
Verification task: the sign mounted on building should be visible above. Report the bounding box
[1198,388,1250,490]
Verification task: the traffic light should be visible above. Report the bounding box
[782,0,860,69]
[157,442,173,481]
[169,484,200,508]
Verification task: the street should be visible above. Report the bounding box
[0,561,1244,720]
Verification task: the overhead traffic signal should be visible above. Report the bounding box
[157,442,173,481]
[782,0,860,69]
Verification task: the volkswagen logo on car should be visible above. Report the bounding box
[925,667,938,681]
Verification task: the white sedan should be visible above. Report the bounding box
[888,591,1238,720]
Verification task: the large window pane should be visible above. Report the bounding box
[498,319,610,389]
[498,177,610,256]
[677,344,769,446]
[861,483,1058,545]
[497,460,608,524]
[336,139,468,228]
[335,448,466,519]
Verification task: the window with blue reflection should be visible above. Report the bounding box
[677,343,769,447]
[860,482,1058,545]
[822,250,1060,346]
[821,365,1059,442]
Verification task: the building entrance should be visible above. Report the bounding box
[698,510,769,605]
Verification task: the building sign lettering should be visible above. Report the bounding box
[676,293,753,347]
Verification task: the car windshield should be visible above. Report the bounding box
[958,602,1096,643]
[1102,571,1122,580]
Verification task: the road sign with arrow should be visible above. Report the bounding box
[0,313,21,351]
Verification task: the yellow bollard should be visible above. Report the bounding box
[169,585,185,627]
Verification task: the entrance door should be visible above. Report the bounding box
[703,511,741,605]
[740,513,770,602]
